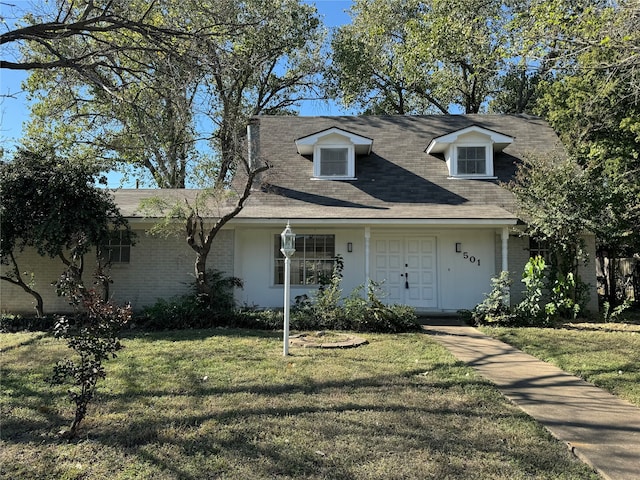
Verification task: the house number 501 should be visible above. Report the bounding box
[463,252,481,266]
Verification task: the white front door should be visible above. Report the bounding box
[372,236,437,309]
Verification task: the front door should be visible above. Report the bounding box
[372,236,437,309]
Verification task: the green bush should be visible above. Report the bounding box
[344,282,419,333]
[0,313,56,332]
[139,269,241,330]
[472,256,592,327]
[471,271,515,326]
[137,264,419,334]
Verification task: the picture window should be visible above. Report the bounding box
[274,234,335,285]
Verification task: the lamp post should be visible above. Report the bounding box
[280,221,296,356]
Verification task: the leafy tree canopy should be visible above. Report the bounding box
[0,148,129,315]
[329,0,546,114]
[14,0,325,188]
[0,148,128,261]
[525,0,640,254]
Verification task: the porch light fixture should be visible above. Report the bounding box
[280,221,296,356]
[347,242,353,253]
[455,242,462,253]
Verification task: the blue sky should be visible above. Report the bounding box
[0,1,353,163]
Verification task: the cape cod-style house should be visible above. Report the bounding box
[0,115,598,315]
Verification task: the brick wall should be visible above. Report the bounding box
[0,229,235,314]
[497,233,598,312]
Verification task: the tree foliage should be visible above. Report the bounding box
[508,151,596,276]
[0,0,193,71]
[0,149,129,316]
[50,282,131,439]
[8,0,324,301]
[519,0,640,303]
[15,0,325,188]
[329,0,545,114]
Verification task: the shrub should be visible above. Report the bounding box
[515,256,546,325]
[0,313,56,332]
[139,269,242,330]
[138,264,419,334]
[274,281,419,334]
[49,285,131,439]
[342,282,420,333]
[311,254,346,327]
[471,271,515,326]
[472,256,592,327]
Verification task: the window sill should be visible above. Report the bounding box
[310,176,357,181]
[447,175,497,180]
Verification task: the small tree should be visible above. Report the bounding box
[508,151,595,301]
[0,148,130,316]
[49,277,131,439]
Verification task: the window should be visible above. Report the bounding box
[295,127,372,180]
[426,125,513,178]
[457,146,486,175]
[319,148,348,177]
[529,238,551,263]
[274,234,335,285]
[101,230,131,264]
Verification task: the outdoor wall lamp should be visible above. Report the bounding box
[347,242,353,253]
[455,242,462,253]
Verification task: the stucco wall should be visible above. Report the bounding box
[234,225,500,312]
[234,226,365,309]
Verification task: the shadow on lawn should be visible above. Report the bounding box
[122,327,283,342]
[2,362,491,443]
[2,354,597,479]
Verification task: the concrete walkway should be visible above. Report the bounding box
[422,319,640,480]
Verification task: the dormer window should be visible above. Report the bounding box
[318,146,351,177]
[426,125,514,179]
[457,146,487,175]
[295,127,373,180]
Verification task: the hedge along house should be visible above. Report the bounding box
[1,115,598,315]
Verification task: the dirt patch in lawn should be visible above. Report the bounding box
[290,331,368,349]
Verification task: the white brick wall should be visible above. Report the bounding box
[0,229,235,314]
[495,233,598,312]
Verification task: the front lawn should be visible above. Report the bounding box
[0,329,598,479]
[480,322,640,407]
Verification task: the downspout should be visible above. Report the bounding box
[365,226,371,291]
[501,227,510,305]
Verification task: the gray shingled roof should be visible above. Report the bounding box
[114,115,561,224]
[238,114,560,222]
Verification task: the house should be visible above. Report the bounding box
[0,115,599,315]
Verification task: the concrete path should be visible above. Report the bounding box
[422,319,640,480]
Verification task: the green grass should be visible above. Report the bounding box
[480,322,640,407]
[1,329,599,479]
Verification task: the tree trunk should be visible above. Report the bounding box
[1,252,45,317]
[194,247,211,302]
[599,254,610,303]
[608,256,618,306]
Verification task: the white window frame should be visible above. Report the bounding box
[313,143,355,180]
[101,230,131,264]
[426,125,511,180]
[273,234,336,285]
[454,144,491,177]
